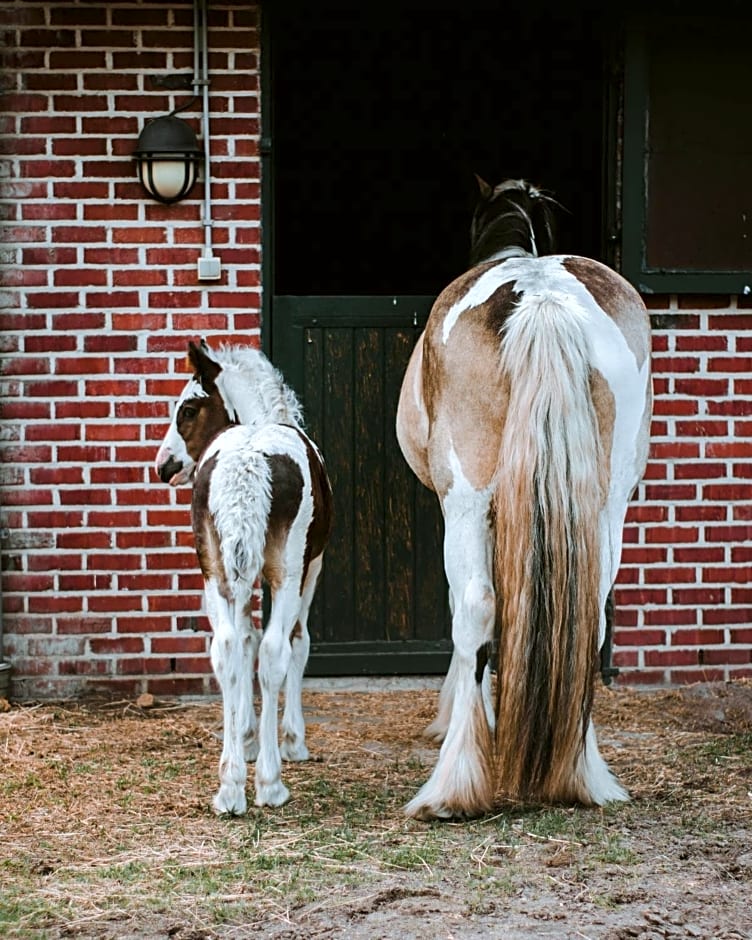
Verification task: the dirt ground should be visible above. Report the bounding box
[1,679,751,939]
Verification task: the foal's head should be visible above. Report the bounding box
[469,176,558,267]
[155,340,235,486]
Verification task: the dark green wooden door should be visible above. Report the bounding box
[265,3,609,673]
[272,296,452,675]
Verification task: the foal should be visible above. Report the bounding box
[156,340,332,813]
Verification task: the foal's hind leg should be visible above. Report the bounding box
[206,579,256,816]
[255,576,304,807]
[406,483,496,820]
[281,553,322,762]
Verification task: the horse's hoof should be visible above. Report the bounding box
[280,739,309,762]
[212,785,247,816]
[255,781,290,807]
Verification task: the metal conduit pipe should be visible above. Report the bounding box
[194,0,221,280]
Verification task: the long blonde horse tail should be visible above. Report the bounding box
[494,292,606,803]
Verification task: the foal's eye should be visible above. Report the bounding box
[181,406,198,421]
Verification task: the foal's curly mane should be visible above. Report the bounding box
[211,344,305,430]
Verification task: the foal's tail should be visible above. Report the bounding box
[494,293,606,804]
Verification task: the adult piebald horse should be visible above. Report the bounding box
[396,178,652,820]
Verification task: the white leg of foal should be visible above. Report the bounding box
[255,580,300,807]
[406,488,496,821]
[206,581,250,815]
[281,555,321,762]
[242,622,262,762]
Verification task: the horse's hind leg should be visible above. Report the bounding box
[206,580,255,816]
[281,553,322,762]
[574,508,632,805]
[255,578,303,807]
[406,485,496,820]
[425,616,494,745]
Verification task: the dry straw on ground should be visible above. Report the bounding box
[1,680,751,939]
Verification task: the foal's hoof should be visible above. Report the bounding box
[255,780,290,808]
[212,785,247,816]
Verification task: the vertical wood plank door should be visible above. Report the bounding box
[272,297,452,675]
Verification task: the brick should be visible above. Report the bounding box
[674,505,727,522]
[706,442,752,458]
[55,401,110,420]
[674,335,729,352]
[90,637,145,655]
[675,420,730,437]
[29,595,85,614]
[673,463,726,481]
[668,668,725,684]
[644,608,698,626]
[703,648,751,665]
[708,356,752,374]
[703,607,752,625]
[613,629,666,647]
[673,546,725,563]
[644,649,699,667]
[151,635,208,655]
[672,588,725,606]
[645,526,699,545]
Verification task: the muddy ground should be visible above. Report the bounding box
[1,679,751,939]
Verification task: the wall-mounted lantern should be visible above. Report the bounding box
[133,114,203,204]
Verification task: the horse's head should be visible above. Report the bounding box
[155,340,235,486]
[469,176,558,267]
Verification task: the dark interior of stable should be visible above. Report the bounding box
[272,5,610,296]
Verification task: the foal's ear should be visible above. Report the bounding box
[188,340,221,388]
[474,173,493,201]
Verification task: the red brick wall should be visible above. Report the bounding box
[1,2,750,699]
[616,299,752,685]
[0,1,262,698]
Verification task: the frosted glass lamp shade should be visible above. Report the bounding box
[134,115,202,204]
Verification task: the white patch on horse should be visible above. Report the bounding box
[441,263,519,343]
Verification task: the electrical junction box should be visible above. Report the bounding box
[198,256,221,280]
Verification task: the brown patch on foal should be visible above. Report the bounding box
[191,453,231,599]
[262,453,304,594]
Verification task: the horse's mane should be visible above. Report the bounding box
[469,178,559,267]
[212,344,304,430]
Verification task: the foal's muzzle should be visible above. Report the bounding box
[157,455,186,485]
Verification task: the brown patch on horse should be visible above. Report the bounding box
[395,335,433,490]
[590,367,615,492]
[178,385,234,463]
[422,272,515,493]
[563,257,650,367]
[262,453,304,593]
[191,453,231,599]
[299,431,333,573]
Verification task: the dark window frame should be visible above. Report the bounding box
[621,23,752,296]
